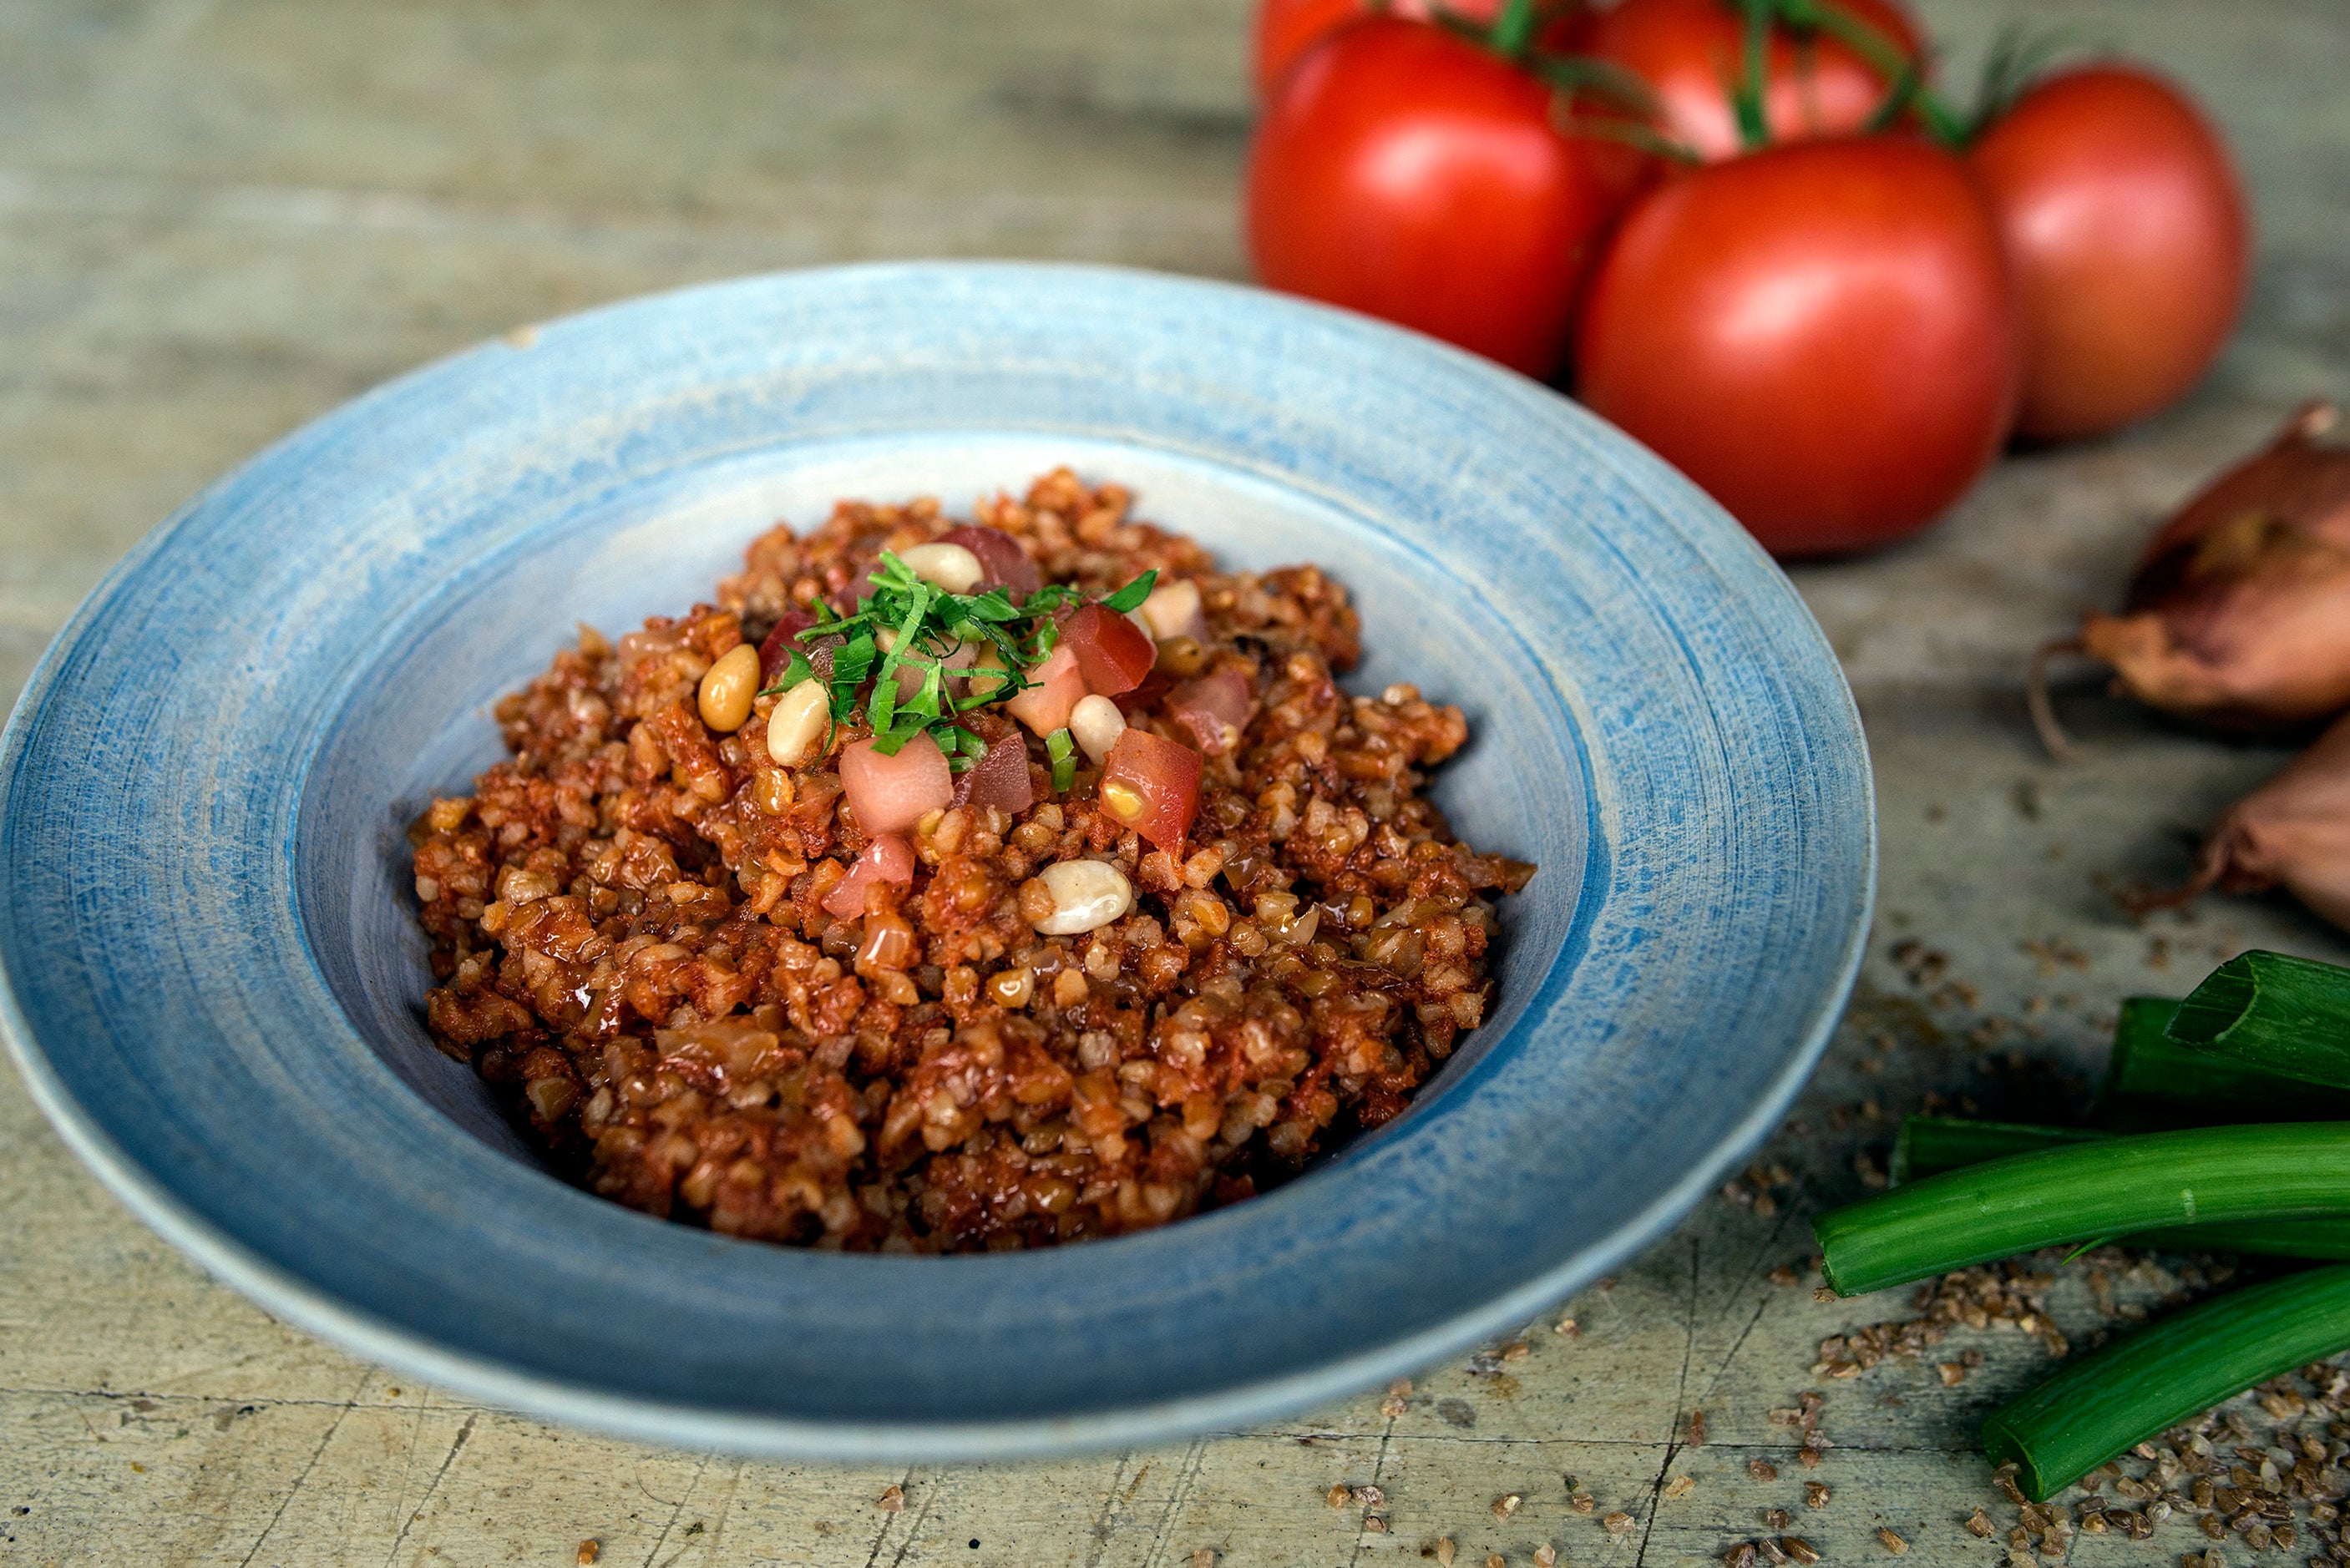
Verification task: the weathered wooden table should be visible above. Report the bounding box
[6,1,2348,1561]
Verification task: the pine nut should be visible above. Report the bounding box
[1138,578,1203,640]
[764,679,831,766]
[1069,694,1127,762]
[696,643,761,732]
[896,541,985,594]
[1031,859,1133,935]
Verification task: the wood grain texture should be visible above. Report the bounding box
[3,0,2348,1560]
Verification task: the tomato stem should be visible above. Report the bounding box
[1797,0,1968,145]
[1731,0,1772,150]
[1967,22,2082,138]
[1488,0,1539,59]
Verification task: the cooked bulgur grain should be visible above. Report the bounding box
[409,468,1530,1253]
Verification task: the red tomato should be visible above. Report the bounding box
[756,605,817,685]
[1099,730,1203,851]
[1167,669,1256,756]
[1970,65,2248,442]
[950,732,1036,816]
[1247,17,1649,379]
[1251,0,1585,99]
[822,833,915,919]
[838,732,953,834]
[1584,0,1926,162]
[1004,642,1086,736]
[1061,604,1157,695]
[937,524,1041,598]
[1575,135,2018,556]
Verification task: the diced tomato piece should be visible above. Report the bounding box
[938,525,1041,599]
[1004,642,1086,736]
[822,833,915,918]
[1167,667,1256,756]
[951,733,1036,816]
[1112,669,1172,720]
[757,606,818,685]
[839,731,952,834]
[1098,728,1203,850]
[1062,604,1157,695]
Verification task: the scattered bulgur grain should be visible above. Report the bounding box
[1876,1527,1908,1555]
[1435,1540,1456,1567]
[1770,1266,1800,1287]
[1193,1552,1215,1568]
[1557,1317,1581,1338]
[1570,1492,1596,1515]
[1503,1341,1531,1362]
[1327,1485,1351,1508]
[1796,1447,1821,1470]
[1724,1545,1758,1568]
[1355,1485,1385,1508]
[1603,1511,1635,1535]
[1750,1459,1779,1482]
[1689,1411,1709,1445]
[1486,1557,1503,1568]
[1814,1287,1838,1304]
[576,1543,599,1567]
[877,1486,904,1513]
[1755,1538,1787,1565]
[1364,1515,1389,1535]
[1764,1509,1792,1530]
[1963,1509,1993,1538]
[1805,1483,1830,1510]
[1937,1362,1965,1386]
[1664,1476,1695,1499]
[1535,1546,1558,1567]
[1496,1494,1523,1519]
[1782,1537,1821,1565]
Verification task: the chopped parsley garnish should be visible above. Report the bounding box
[762,552,1157,760]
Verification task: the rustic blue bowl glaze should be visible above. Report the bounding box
[0,263,1871,1459]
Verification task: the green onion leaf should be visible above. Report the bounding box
[1814,1123,2350,1297]
[1895,1117,2350,1261]
[2168,950,2350,1091]
[1982,1265,2350,1500]
[1046,727,1075,794]
[1100,569,1159,615]
[2101,994,2350,1128]
[1891,1116,2103,1185]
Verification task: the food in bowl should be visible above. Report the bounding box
[409,469,1532,1251]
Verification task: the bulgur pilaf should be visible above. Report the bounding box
[409,469,1532,1251]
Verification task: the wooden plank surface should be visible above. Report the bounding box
[4,0,2350,1562]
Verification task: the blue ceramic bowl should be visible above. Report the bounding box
[0,263,1871,1459]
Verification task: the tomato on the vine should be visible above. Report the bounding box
[1246,16,1650,379]
[1970,64,2248,442]
[1251,0,1586,99]
[1575,135,2018,556]
[1583,0,1926,162]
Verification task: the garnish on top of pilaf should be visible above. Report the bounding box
[409,468,1533,1252]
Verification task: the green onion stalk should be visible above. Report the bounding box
[2099,995,2350,1127]
[1815,1123,2350,1296]
[1891,1117,2350,1260]
[2169,950,2350,1091]
[1982,1265,2350,1500]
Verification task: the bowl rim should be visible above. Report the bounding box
[0,259,1875,1458]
